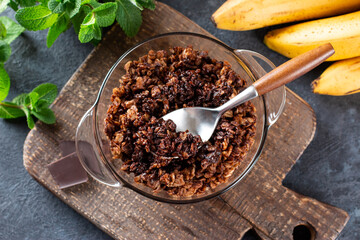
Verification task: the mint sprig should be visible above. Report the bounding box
[0,10,57,129]
[0,0,155,129]
[11,0,155,46]
[0,82,58,128]
[0,15,24,103]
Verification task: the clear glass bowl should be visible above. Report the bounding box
[75,32,286,203]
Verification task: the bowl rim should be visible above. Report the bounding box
[92,32,271,204]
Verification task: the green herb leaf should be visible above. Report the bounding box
[15,5,58,31]
[31,83,57,105]
[65,0,81,18]
[2,83,58,128]
[116,0,142,37]
[8,0,19,11]
[0,102,25,119]
[0,64,10,101]
[135,0,154,10]
[47,13,69,47]
[129,0,142,10]
[12,93,28,106]
[93,2,117,27]
[23,107,35,128]
[78,12,101,43]
[34,99,48,109]
[0,16,26,44]
[89,38,99,46]
[28,91,39,110]
[0,0,10,14]
[81,0,100,9]
[0,40,11,63]
[48,0,65,13]
[18,0,36,7]
[72,6,90,31]
[31,107,56,124]
[0,21,6,40]
[38,0,50,5]
[71,6,91,34]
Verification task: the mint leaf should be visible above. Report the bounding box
[0,40,11,63]
[116,0,142,37]
[0,21,6,39]
[2,83,57,128]
[81,0,100,8]
[12,93,28,106]
[0,64,10,101]
[0,16,25,44]
[47,13,69,47]
[71,6,91,35]
[18,0,36,7]
[32,83,57,104]
[15,5,58,31]
[136,0,155,10]
[0,102,25,119]
[34,99,48,109]
[129,0,142,10]
[8,0,19,11]
[0,0,10,14]
[39,0,50,5]
[28,91,39,110]
[93,2,117,27]
[65,0,80,18]
[79,12,101,43]
[90,38,99,46]
[23,107,34,128]
[31,107,55,124]
[48,0,65,13]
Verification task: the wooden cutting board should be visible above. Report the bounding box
[23,2,349,239]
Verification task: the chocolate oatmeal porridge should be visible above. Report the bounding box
[104,46,256,197]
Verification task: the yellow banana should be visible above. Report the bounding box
[264,11,360,61]
[211,0,360,31]
[312,57,360,96]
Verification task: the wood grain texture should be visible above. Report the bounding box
[23,2,349,239]
[253,43,334,95]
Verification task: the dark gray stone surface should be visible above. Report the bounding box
[0,1,359,239]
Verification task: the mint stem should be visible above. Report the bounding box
[83,3,94,9]
[0,102,22,109]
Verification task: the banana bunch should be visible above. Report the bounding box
[264,12,360,62]
[212,0,360,96]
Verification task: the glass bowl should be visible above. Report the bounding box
[75,32,286,203]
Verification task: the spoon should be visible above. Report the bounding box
[163,43,335,142]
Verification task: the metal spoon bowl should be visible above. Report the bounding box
[163,43,334,143]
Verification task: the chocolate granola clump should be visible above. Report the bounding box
[105,46,256,196]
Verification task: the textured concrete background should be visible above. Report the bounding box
[0,0,359,239]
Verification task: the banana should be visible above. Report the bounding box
[211,0,360,31]
[312,57,360,96]
[264,11,360,61]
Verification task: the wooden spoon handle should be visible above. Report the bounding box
[253,43,335,96]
